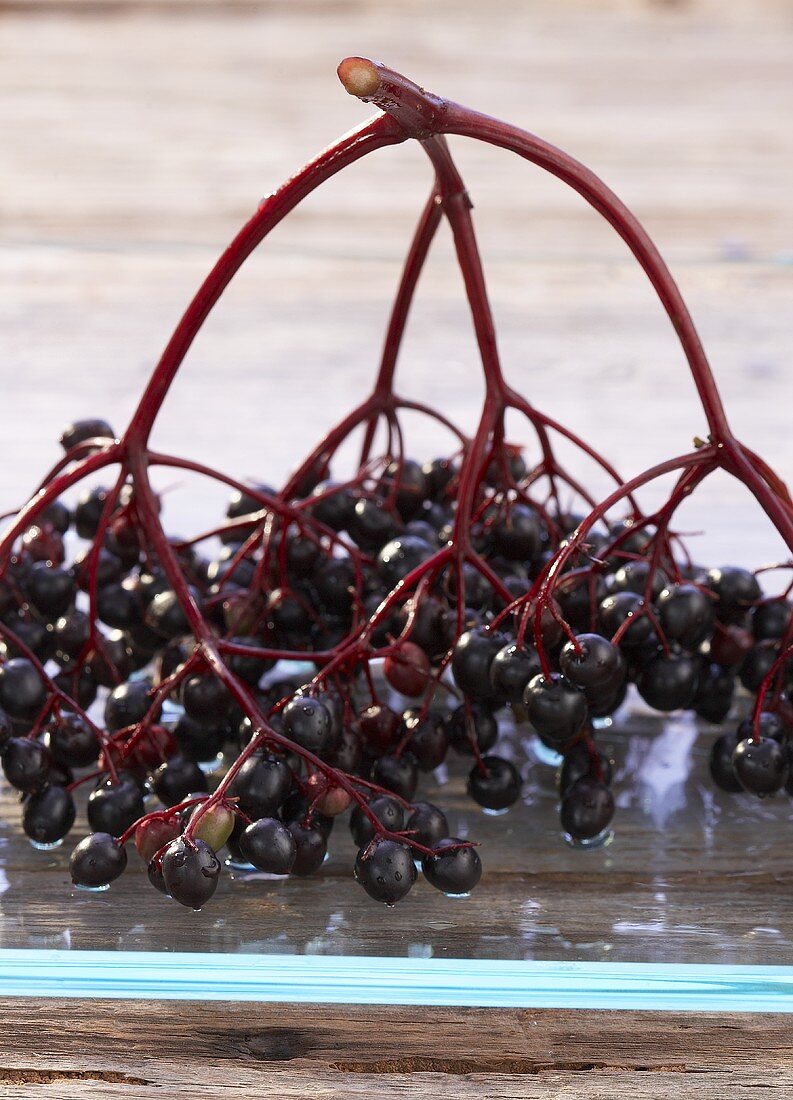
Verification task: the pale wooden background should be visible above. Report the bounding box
[2,0,792,566]
[2,3,793,1098]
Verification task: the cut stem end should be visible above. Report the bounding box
[338,57,381,100]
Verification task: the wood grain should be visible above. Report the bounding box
[0,1000,792,1098]
[2,0,793,1096]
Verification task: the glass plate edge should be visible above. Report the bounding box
[1,949,793,1010]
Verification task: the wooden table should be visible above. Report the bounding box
[2,0,793,1095]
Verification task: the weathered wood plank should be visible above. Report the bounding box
[0,1001,792,1098]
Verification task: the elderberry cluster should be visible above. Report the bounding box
[0,413,790,912]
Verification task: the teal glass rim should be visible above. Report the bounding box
[2,949,793,1010]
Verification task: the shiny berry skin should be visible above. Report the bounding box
[53,667,97,711]
[739,641,782,694]
[162,837,221,909]
[152,757,208,807]
[422,838,482,896]
[587,676,628,718]
[709,624,754,668]
[145,589,193,639]
[2,738,51,792]
[282,696,333,755]
[303,772,351,817]
[60,418,114,452]
[598,592,654,647]
[69,832,127,888]
[635,650,699,712]
[26,562,75,619]
[752,599,792,641]
[560,779,614,840]
[405,802,448,848]
[53,609,91,661]
[225,483,273,522]
[104,680,157,733]
[229,754,292,818]
[22,785,76,844]
[490,504,542,561]
[732,737,788,796]
[384,642,432,697]
[73,485,109,539]
[350,795,404,847]
[558,744,613,797]
[182,674,231,723]
[559,633,625,690]
[371,753,419,801]
[134,816,182,863]
[286,821,327,876]
[451,628,506,702]
[328,727,364,773]
[189,802,235,851]
[147,857,169,894]
[43,713,98,769]
[348,498,401,553]
[422,457,456,500]
[357,703,401,754]
[523,673,587,748]
[709,732,744,793]
[656,584,715,648]
[736,712,786,743]
[355,839,417,905]
[281,791,334,839]
[240,818,297,874]
[225,635,272,686]
[309,480,356,531]
[87,772,145,835]
[403,712,449,771]
[490,642,541,705]
[704,566,762,624]
[694,664,735,724]
[174,714,227,763]
[610,560,668,599]
[467,755,521,810]
[0,658,47,719]
[383,458,428,521]
[376,536,435,588]
[446,703,498,756]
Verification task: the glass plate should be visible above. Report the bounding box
[2,700,792,1010]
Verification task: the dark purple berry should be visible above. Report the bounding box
[70,832,127,888]
[523,673,587,748]
[286,821,327,876]
[422,838,482,896]
[355,839,417,904]
[240,818,297,874]
[467,755,521,810]
[350,795,404,848]
[405,802,448,848]
[732,737,787,797]
[560,779,614,840]
[162,837,221,909]
[23,785,76,844]
[2,737,50,792]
